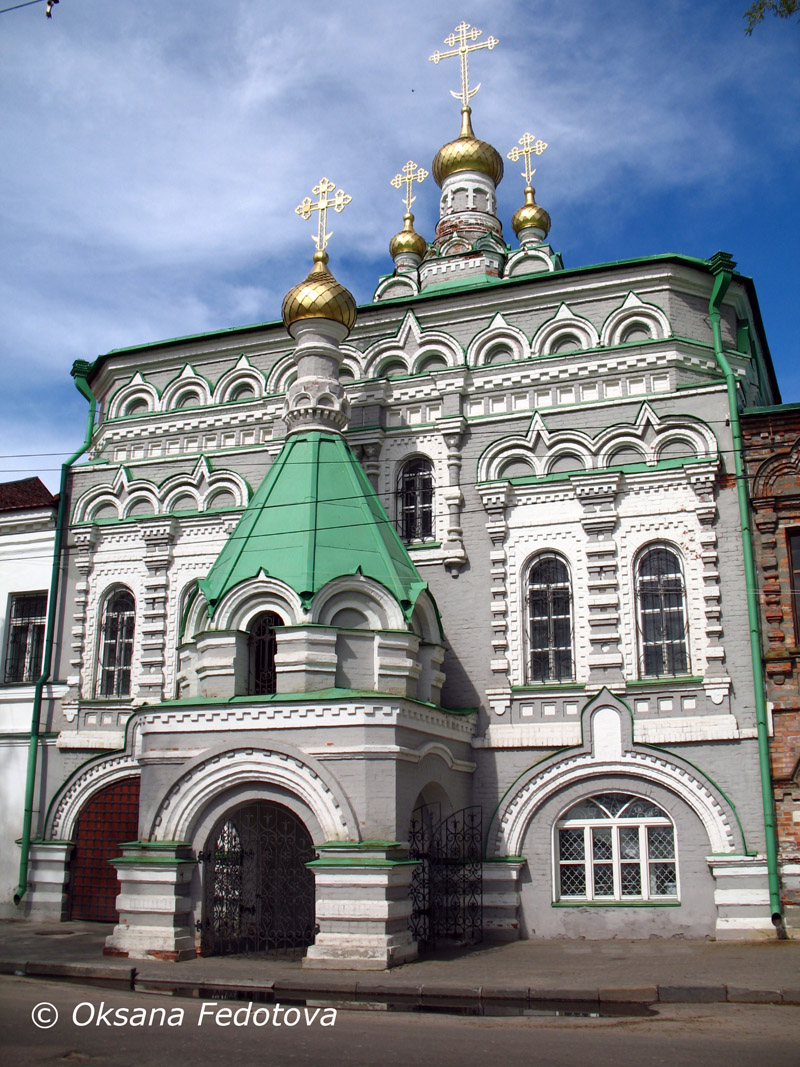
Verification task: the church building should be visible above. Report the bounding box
[10,23,787,964]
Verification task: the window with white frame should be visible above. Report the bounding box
[396,458,434,542]
[527,553,573,682]
[636,545,689,678]
[97,588,135,698]
[4,592,47,684]
[556,792,678,902]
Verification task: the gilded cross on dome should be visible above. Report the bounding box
[294,177,352,254]
[429,20,498,108]
[507,133,548,187]
[390,161,428,213]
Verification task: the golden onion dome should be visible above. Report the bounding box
[432,108,504,188]
[512,186,551,239]
[389,213,427,259]
[282,251,357,333]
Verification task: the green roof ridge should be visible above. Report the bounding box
[198,430,427,619]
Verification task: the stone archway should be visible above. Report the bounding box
[199,799,315,956]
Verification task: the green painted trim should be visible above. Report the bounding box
[117,840,191,850]
[511,683,586,693]
[109,856,197,867]
[640,742,749,854]
[407,541,442,551]
[483,856,526,864]
[137,687,475,717]
[707,252,782,930]
[552,900,681,908]
[624,677,704,688]
[315,840,403,850]
[306,858,418,868]
[16,362,97,907]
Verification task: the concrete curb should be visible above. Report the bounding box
[4,957,799,1007]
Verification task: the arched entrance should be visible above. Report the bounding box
[70,776,140,922]
[200,800,316,956]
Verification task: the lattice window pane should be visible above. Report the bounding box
[647,826,675,860]
[559,865,586,896]
[649,863,677,896]
[619,827,640,859]
[620,864,642,896]
[592,828,613,860]
[593,864,614,896]
[559,828,585,861]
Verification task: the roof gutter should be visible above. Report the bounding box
[707,251,785,936]
[14,360,96,905]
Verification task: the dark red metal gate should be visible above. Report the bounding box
[69,777,140,922]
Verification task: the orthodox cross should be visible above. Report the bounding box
[429,21,498,107]
[294,177,352,253]
[390,160,429,212]
[507,132,548,186]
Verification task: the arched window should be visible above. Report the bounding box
[98,588,135,698]
[396,459,434,542]
[636,545,689,677]
[247,611,283,695]
[527,554,572,682]
[556,792,678,902]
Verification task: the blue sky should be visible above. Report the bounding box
[1,0,798,492]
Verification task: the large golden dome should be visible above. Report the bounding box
[389,213,427,259]
[432,108,504,188]
[282,251,357,333]
[512,186,551,239]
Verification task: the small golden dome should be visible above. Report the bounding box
[432,108,504,188]
[512,186,551,239]
[282,251,357,333]
[389,213,427,259]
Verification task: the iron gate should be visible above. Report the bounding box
[408,804,482,947]
[199,801,315,956]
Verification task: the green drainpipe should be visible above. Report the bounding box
[14,360,96,905]
[707,251,784,935]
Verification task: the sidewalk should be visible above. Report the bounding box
[2,920,799,1007]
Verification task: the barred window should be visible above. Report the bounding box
[788,531,800,643]
[528,554,572,682]
[636,545,689,678]
[396,459,434,543]
[248,611,283,696]
[98,589,135,698]
[556,793,678,902]
[4,592,47,684]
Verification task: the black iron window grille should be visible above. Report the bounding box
[636,545,689,677]
[528,554,573,682]
[556,792,678,902]
[788,530,800,643]
[396,459,434,542]
[248,611,283,695]
[98,589,135,698]
[4,592,47,684]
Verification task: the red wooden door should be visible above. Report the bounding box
[70,777,140,922]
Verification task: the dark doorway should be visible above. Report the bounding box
[200,800,315,956]
[70,777,140,922]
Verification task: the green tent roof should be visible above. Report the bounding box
[199,431,427,618]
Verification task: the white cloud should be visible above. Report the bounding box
[1,0,798,491]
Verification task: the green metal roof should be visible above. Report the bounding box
[198,430,427,618]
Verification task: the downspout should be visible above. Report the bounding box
[14,359,96,905]
[707,251,784,935]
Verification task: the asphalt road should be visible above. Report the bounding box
[2,976,799,1067]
